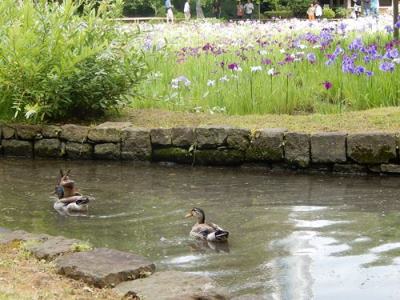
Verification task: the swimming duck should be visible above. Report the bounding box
[185,208,229,242]
[53,169,90,213]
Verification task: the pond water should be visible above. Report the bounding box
[0,159,400,299]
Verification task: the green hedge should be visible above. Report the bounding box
[0,0,147,122]
[264,10,294,19]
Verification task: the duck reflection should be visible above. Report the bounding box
[188,239,230,253]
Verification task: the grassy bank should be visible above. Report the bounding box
[0,242,117,300]
[113,107,400,133]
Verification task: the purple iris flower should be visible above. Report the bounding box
[342,56,355,73]
[349,38,363,52]
[228,63,239,70]
[306,53,316,64]
[365,71,374,77]
[323,81,333,90]
[261,58,272,65]
[385,25,394,33]
[355,66,366,75]
[384,48,399,59]
[379,62,395,72]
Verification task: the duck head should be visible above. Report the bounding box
[55,169,76,198]
[185,207,205,224]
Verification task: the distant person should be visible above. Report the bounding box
[370,0,379,18]
[212,0,221,19]
[196,0,205,19]
[165,0,174,24]
[362,0,371,16]
[353,0,362,18]
[314,1,323,20]
[307,2,315,21]
[244,0,254,19]
[184,0,191,21]
[236,1,244,19]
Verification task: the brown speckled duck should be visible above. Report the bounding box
[185,208,229,242]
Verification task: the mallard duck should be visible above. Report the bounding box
[53,169,90,213]
[185,208,229,242]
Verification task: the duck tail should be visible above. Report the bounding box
[75,196,90,205]
[207,230,229,242]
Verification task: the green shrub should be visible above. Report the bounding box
[323,7,336,19]
[334,7,350,18]
[264,10,294,19]
[0,0,147,122]
[288,0,309,18]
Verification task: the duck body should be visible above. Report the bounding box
[53,170,90,214]
[186,208,229,243]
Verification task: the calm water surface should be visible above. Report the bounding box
[0,159,400,299]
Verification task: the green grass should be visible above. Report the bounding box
[112,106,400,133]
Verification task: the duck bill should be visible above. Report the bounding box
[185,213,193,218]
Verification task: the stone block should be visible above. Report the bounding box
[42,125,61,138]
[380,164,400,174]
[65,142,93,159]
[121,127,151,160]
[2,139,33,157]
[152,147,192,164]
[310,132,347,163]
[194,149,245,166]
[171,127,195,147]
[14,124,42,140]
[347,133,397,164]
[226,128,251,151]
[60,124,89,143]
[25,236,86,260]
[246,128,285,162]
[94,143,120,160]
[55,248,155,288]
[34,139,63,158]
[195,126,228,149]
[2,125,15,139]
[284,132,310,167]
[88,122,130,143]
[114,271,229,300]
[150,128,172,146]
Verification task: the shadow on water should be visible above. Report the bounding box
[0,158,400,298]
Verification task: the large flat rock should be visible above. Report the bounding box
[25,236,85,260]
[284,132,310,167]
[114,271,229,300]
[2,139,33,157]
[55,248,155,288]
[88,122,131,143]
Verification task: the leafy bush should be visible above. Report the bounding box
[288,0,309,18]
[264,10,294,19]
[323,7,336,19]
[334,7,350,18]
[0,0,147,122]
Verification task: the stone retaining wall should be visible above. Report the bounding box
[1,122,400,175]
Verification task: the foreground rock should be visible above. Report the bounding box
[114,270,229,300]
[55,248,155,288]
[0,230,50,245]
[24,236,85,260]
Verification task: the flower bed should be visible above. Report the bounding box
[130,16,400,115]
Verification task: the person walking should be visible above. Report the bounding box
[307,2,316,21]
[244,0,254,20]
[362,0,371,16]
[212,0,221,19]
[370,0,379,18]
[314,1,323,20]
[184,0,191,21]
[353,0,362,18]
[236,1,244,19]
[196,0,205,19]
[165,0,174,24]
